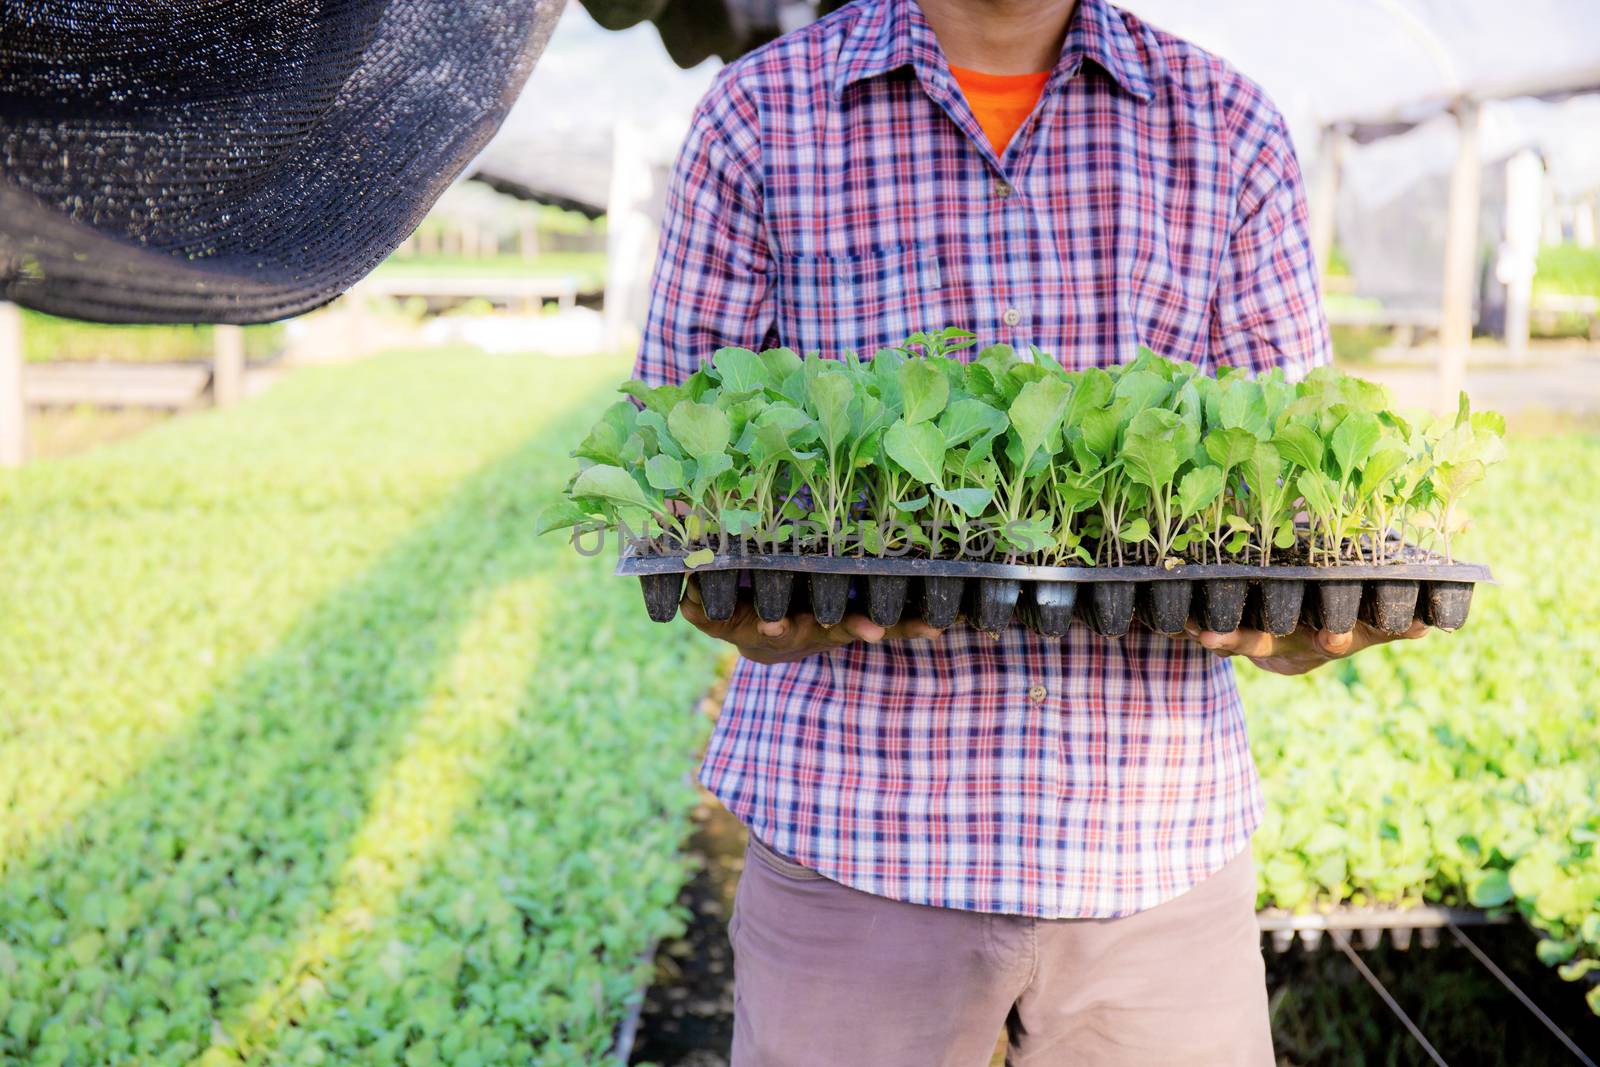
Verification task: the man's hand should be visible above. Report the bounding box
[680,581,943,664]
[1182,618,1429,676]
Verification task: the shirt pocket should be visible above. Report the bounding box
[776,243,943,356]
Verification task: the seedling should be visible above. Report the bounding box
[540,334,1504,626]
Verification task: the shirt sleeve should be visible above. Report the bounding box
[633,72,776,389]
[1210,92,1332,379]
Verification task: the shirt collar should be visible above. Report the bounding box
[833,0,1154,104]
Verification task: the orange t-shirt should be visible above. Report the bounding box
[949,65,1051,156]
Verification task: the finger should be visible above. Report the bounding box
[1200,628,1277,659]
[678,596,728,637]
[682,578,703,606]
[1315,628,1355,656]
[755,616,790,639]
[1181,621,1223,652]
[805,616,857,648]
[841,614,887,644]
[893,619,943,640]
[1403,620,1430,640]
[783,613,847,649]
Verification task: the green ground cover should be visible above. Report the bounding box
[0,350,716,1065]
[1534,244,1600,298]
[0,349,1593,1067]
[1243,432,1600,1013]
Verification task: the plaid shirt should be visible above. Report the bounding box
[635,0,1329,917]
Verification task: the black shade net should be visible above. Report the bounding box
[1,0,562,324]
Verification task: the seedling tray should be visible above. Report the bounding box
[617,550,1492,639]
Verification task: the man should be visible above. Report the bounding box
[634,1,1428,1062]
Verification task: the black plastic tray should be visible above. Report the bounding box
[616,550,1493,638]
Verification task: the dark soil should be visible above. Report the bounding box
[629,803,1599,1067]
[627,793,744,1067]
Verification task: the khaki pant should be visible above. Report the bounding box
[730,837,1272,1067]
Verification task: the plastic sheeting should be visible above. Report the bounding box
[1039,1,1600,144]
[1118,1,1600,313]
[472,6,717,214]
[494,1,1600,315]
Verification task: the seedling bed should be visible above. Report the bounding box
[617,550,1492,639]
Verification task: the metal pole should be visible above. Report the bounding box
[1309,124,1347,288]
[1438,98,1481,411]
[213,324,246,408]
[1500,149,1542,364]
[1331,930,1450,1067]
[0,302,25,468]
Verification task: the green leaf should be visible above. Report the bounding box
[688,451,733,501]
[573,401,638,466]
[533,501,591,535]
[1007,377,1072,467]
[1204,427,1258,473]
[883,420,947,486]
[711,347,768,394]
[720,508,762,536]
[999,516,1053,553]
[1120,430,1180,492]
[1559,959,1600,982]
[1217,379,1268,437]
[644,453,685,492]
[1296,470,1337,517]
[1113,369,1169,414]
[1120,517,1151,543]
[1468,869,1514,907]
[808,368,856,455]
[758,345,802,381]
[1075,406,1122,460]
[1246,441,1284,495]
[932,486,993,517]
[667,400,731,459]
[572,464,659,512]
[1273,423,1325,473]
[748,404,818,466]
[619,378,683,417]
[1535,939,1577,966]
[1330,411,1383,482]
[1176,466,1224,519]
[1359,442,1408,496]
[899,358,950,424]
[1064,367,1114,425]
[1436,460,1486,499]
[938,398,1007,450]
[849,519,880,555]
[683,547,716,569]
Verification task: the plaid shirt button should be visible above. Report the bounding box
[994,179,1013,199]
[1027,684,1047,703]
[1002,307,1022,327]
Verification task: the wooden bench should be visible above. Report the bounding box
[23,362,214,410]
[360,274,582,312]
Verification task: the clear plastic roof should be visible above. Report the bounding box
[480,2,1600,214]
[1119,0,1600,143]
